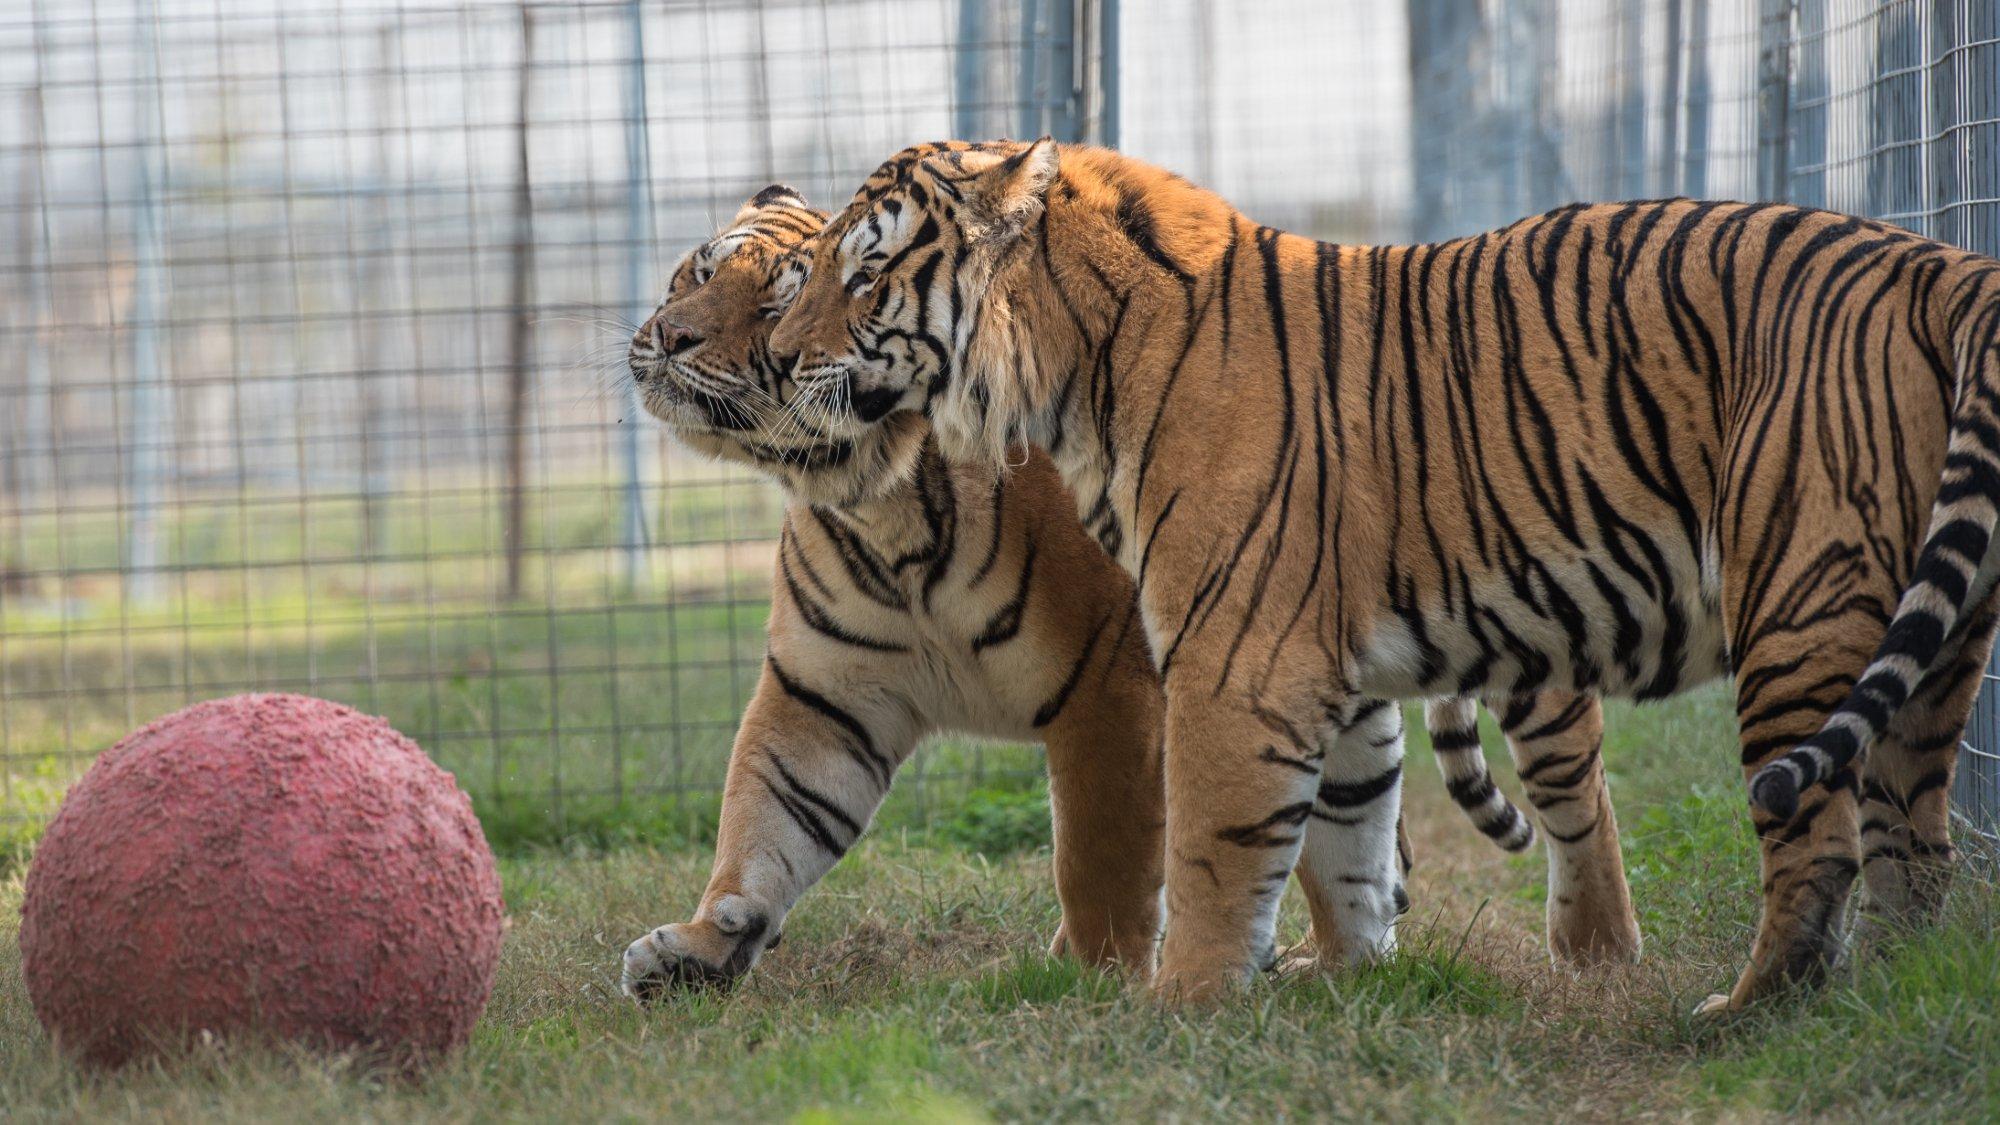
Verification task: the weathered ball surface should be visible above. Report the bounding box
[20,693,503,1068]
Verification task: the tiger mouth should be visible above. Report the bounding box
[742,437,857,471]
[641,379,856,475]
[642,369,765,433]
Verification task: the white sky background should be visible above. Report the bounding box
[0,0,1946,240]
[0,0,1419,246]
[1119,0,1412,238]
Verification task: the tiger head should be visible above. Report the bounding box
[629,185,932,506]
[766,139,1069,466]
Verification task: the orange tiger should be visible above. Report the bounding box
[769,140,2000,1009]
[619,188,1634,995]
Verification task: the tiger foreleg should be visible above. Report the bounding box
[1040,667,1167,975]
[1491,692,1642,967]
[622,662,915,1002]
[1151,687,1329,1004]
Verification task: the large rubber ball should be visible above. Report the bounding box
[20,693,504,1068]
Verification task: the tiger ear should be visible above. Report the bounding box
[959,138,1058,244]
[732,183,808,224]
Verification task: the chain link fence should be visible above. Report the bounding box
[1,0,1995,840]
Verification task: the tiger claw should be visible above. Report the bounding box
[1692,992,1736,1017]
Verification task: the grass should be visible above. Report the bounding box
[4,685,1998,1120]
[1,470,1049,866]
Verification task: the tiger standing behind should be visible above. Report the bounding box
[619,188,1634,995]
[768,140,2000,1010]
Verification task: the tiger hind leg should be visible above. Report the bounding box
[1490,692,1642,967]
[1700,638,1868,1013]
[1289,699,1408,972]
[1858,589,2000,938]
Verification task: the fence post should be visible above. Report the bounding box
[124,0,170,604]
[1681,0,1711,196]
[1096,0,1119,148]
[503,5,535,601]
[1657,0,1684,193]
[358,26,395,559]
[1756,0,1794,201]
[1406,0,1482,240]
[1779,0,1830,208]
[1613,0,1648,199]
[618,0,651,591]
[1494,0,1558,217]
[1925,0,1967,248]
[1936,0,2000,846]
[7,22,52,548]
[1020,0,1080,142]
[1017,0,1041,139]
[955,0,985,139]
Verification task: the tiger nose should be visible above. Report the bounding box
[639,316,697,355]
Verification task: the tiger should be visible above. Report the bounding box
[766,139,2000,1011]
[618,187,1636,996]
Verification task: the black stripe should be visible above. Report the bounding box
[766,654,893,786]
[1429,728,1483,753]
[972,537,1037,653]
[1318,764,1402,808]
[1032,609,1109,728]
[768,754,864,837]
[780,552,907,653]
[757,772,846,856]
[1216,802,1314,848]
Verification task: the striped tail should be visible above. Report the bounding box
[1425,697,1536,852]
[1750,288,2000,820]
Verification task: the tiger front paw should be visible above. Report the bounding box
[621,895,777,1004]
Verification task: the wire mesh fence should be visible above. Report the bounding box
[1406,0,2000,840]
[1,0,1996,839]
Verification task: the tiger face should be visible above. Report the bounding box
[629,185,931,505]
[767,140,1062,461]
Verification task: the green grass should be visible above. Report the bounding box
[0,472,1066,868]
[4,684,1998,1120]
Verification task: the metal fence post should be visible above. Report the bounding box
[1789,0,1826,208]
[618,0,651,591]
[1096,0,1119,148]
[503,5,535,601]
[1496,0,1558,218]
[955,0,986,140]
[1613,0,1648,199]
[1020,0,1080,142]
[1018,0,1042,139]
[1942,0,2000,843]
[1868,0,1924,230]
[7,9,52,529]
[1756,0,1795,201]
[124,0,170,604]
[1406,0,1482,241]
[1681,0,1711,196]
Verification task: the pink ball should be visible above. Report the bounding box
[20,693,503,1069]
